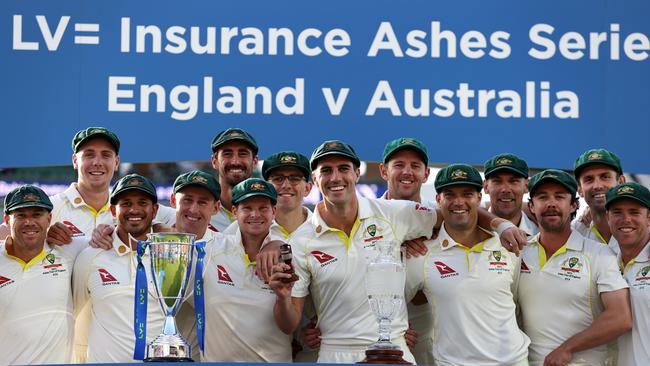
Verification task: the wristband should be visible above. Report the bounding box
[495,221,516,236]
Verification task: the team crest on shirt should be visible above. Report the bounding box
[488,250,509,273]
[217,265,235,286]
[559,256,583,279]
[434,261,459,278]
[41,252,65,275]
[635,266,650,284]
[311,251,338,267]
[63,221,85,237]
[98,268,120,285]
[0,275,14,288]
[362,224,385,245]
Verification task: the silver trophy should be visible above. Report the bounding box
[145,232,196,362]
[360,239,410,364]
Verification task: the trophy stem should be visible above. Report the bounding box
[162,315,178,336]
[378,318,392,343]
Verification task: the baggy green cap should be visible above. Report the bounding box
[529,169,577,197]
[434,163,483,193]
[72,127,120,154]
[262,151,311,181]
[211,128,259,155]
[232,178,278,206]
[606,182,650,210]
[484,153,529,178]
[310,140,360,170]
[4,185,53,215]
[382,137,429,165]
[110,174,157,204]
[573,148,623,179]
[173,170,221,200]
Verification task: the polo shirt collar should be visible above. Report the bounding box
[311,195,369,238]
[438,224,499,251]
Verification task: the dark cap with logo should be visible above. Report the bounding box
[173,170,221,200]
[606,182,650,210]
[262,151,311,181]
[382,137,429,165]
[573,148,623,179]
[72,127,120,154]
[211,128,259,155]
[110,174,158,204]
[310,140,360,170]
[4,185,53,215]
[232,178,277,206]
[529,169,577,197]
[484,153,529,178]
[434,163,483,193]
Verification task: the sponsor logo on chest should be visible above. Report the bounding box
[0,275,14,288]
[98,268,120,285]
[520,259,531,273]
[434,261,459,278]
[311,251,338,267]
[217,265,235,286]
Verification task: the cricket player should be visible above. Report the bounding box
[0,185,86,365]
[209,128,260,231]
[605,182,650,366]
[379,137,434,365]
[572,149,625,245]
[201,178,292,362]
[483,153,538,236]
[406,164,530,365]
[72,174,172,362]
[518,169,631,366]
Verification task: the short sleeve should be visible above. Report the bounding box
[594,246,629,293]
[404,252,426,302]
[389,200,437,243]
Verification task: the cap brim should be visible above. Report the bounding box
[435,181,483,194]
[531,177,576,197]
[485,166,528,178]
[263,164,311,181]
[233,192,276,206]
[174,182,220,200]
[606,195,650,210]
[110,187,158,204]
[310,151,360,170]
[574,161,622,178]
[75,134,119,153]
[212,137,259,154]
[384,146,428,165]
[6,202,53,214]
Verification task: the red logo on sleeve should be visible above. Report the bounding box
[63,221,84,236]
[434,261,457,275]
[217,265,233,283]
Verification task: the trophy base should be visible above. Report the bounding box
[357,349,412,364]
[145,334,193,362]
[144,357,193,362]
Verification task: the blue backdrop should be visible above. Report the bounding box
[2,1,649,172]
